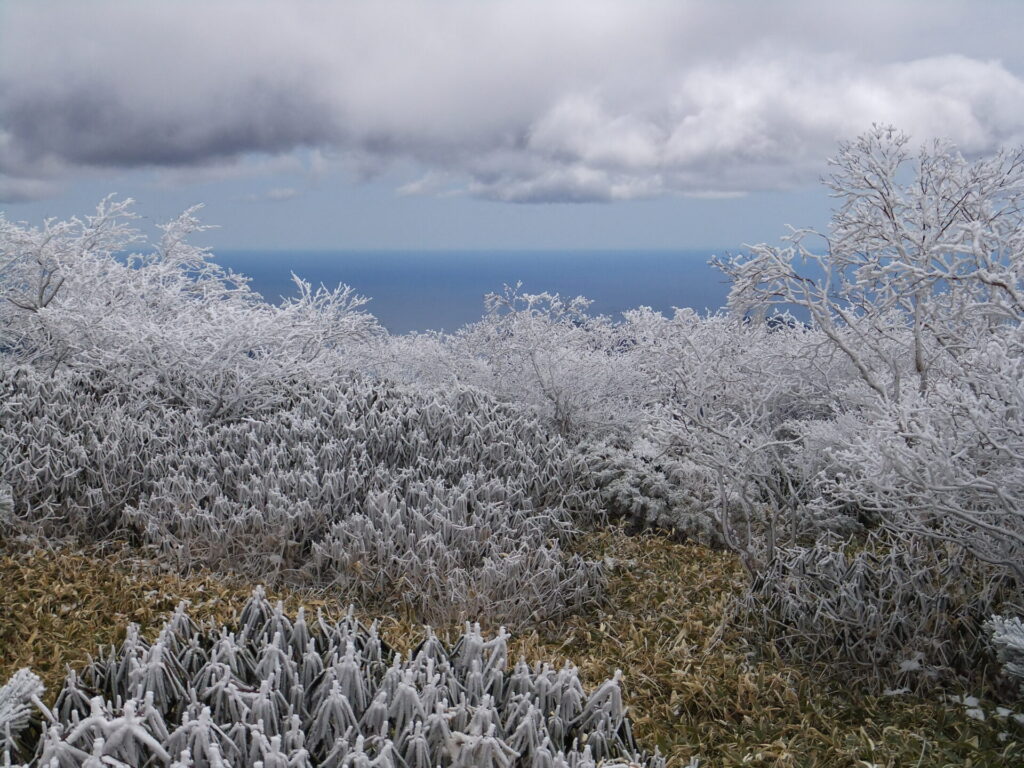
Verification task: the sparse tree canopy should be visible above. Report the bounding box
[718,125,1024,400]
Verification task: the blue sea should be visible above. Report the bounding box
[215,250,734,334]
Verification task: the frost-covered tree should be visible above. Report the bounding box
[718,125,1024,401]
[710,127,1024,682]
[717,126,1024,580]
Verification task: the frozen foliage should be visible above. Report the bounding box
[0,198,380,418]
[0,669,47,763]
[5,126,1024,689]
[718,126,1024,579]
[801,335,1024,579]
[622,309,856,572]
[986,616,1024,696]
[692,127,1024,681]
[0,367,601,627]
[584,440,723,546]
[368,285,649,440]
[373,303,854,553]
[742,531,1020,684]
[9,589,663,768]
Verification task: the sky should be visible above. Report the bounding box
[2,0,1024,250]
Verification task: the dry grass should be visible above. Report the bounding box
[1,529,1022,767]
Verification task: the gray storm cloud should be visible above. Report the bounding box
[3,0,1024,203]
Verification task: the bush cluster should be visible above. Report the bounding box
[0,367,600,627]
[0,589,662,768]
[3,127,1024,697]
[742,530,1020,682]
[365,129,1024,690]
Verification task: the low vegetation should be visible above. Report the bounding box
[0,367,600,628]
[2,533,1021,766]
[2,127,1023,764]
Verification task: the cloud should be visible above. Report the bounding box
[244,187,300,203]
[3,1,1024,204]
[396,172,457,197]
[152,154,313,188]
[0,175,61,205]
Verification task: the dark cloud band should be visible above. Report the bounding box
[2,1,1024,204]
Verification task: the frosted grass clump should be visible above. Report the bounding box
[0,368,601,627]
[585,440,723,546]
[4,589,664,768]
[743,530,1020,686]
[986,616,1024,696]
[0,669,47,761]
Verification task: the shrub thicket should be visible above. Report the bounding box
[3,127,1024,694]
[0,367,601,627]
[0,589,662,768]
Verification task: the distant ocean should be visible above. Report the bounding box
[215,250,735,334]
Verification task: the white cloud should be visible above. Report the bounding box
[151,155,312,189]
[0,175,61,205]
[244,187,300,203]
[2,1,1024,203]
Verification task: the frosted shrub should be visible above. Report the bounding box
[307,484,600,625]
[12,589,664,768]
[986,616,1024,697]
[370,296,858,555]
[708,127,1024,683]
[0,669,47,763]
[471,286,648,439]
[585,439,723,545]
[371,285,649,440]
[362,331,488,395]
[0,198,380,419]
[0,367,601,627]
[625,309,854,568]
[808,333,1024,582]
[719,127,1024,579]
[743,530,1021,687]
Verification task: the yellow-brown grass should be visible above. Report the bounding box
[1,529,1021,767]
